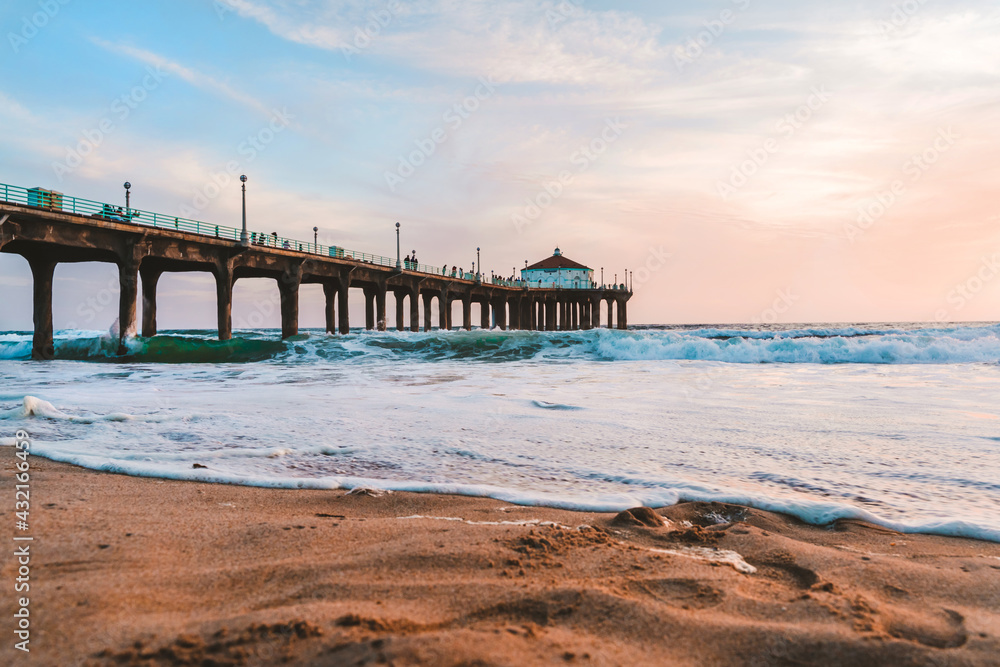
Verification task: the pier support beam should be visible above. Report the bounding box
[605,298,614,328]
[409,288,420,333]
[29,256,56,360]
[508,297,520,330]
[480,299,490,330]
[364,287,376,330]
[546,299,557,331]
[337,275,351,334]
[422,292,434,331]
[323,283,337,334]
[214,263,233,341]
[118,259,139,354]
[140,265,162,338]
[438,290,449,330]
[376,284,387,331]
[462,296,472,331]
[278,265,301,339]
[617,298,628,330]
[395,291,406,331]
[494,299,507,331]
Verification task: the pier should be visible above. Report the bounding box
[0,183,632,359]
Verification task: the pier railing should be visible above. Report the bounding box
[1,182,625,290]
[0,182,441,274]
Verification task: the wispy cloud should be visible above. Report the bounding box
[91,38,273,117]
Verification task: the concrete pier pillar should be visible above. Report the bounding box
[364,287,376,330]
[215,264,233,341]
[462,296,472,331]
[337,278,351,334]
[495,299,507,330]
[480,299,490,330]
[409,289,420,333]
[509,297,520,330]
[376,285,387,331]
[546,299,557,330]
[618,298,628,330]
[438,290,449,330]
[422,292,434,331]
[570,301,578,330]
[278,267,301,339]
[140,265,162,338]
[606,298,614,328]
[395,291,405,331]
[560,300,568,331]
[28,256,56,360]
[118,260,139,353]
[323,283,337,334]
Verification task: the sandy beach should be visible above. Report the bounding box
[1,458,997,666]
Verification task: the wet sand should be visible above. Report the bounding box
[2,458,999,666]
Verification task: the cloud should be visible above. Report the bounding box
[91,38,273,117]
[227,0,672,85]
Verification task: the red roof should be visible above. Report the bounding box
[525,252,591,271]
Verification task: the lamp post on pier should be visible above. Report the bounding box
[123,182,131,211]
[395,222,401,270]
[601,267,604,288]
[239,175,249,246]
[476,247,481,280]
[313,226,318,252]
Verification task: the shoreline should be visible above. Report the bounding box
[3,458,999,665]
[22,440,1000,546]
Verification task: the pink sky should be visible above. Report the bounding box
[1,1,999,327]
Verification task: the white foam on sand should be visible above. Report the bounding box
[0,396,168,423]
[5,341,1000,546]
[399,515,574,529]
[647,546,758,574]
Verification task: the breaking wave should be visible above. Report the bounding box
[0,324,998,365]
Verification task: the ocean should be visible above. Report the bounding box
[2,323,999,543]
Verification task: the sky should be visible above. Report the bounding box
[1,0,999,328]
